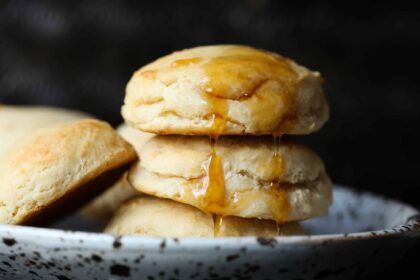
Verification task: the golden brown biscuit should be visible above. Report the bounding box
[81,124,153,223]
[129,135,332,223]
[0,105,90,157]
[0,119,137,225]
[122,45,329,136]
[105,196,304,237]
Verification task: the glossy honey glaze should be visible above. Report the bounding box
[193,136,290,227]
[171,57,202,67]
[177,46,295,228]
[269,135,290,223]
[202,46,298,100]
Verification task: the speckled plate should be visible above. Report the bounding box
[1,185,419,280]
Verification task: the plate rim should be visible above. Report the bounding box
[1,185,419,250]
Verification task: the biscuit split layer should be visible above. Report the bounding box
[129,135,332,222]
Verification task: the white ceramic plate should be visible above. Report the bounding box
[1,185,419,280]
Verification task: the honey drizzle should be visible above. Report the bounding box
[270,135,291,232]
[181,47,296,230]
[201,46,299,135]
[199,138,226,213]
[272,91,297,135]
[195,53,230,216]
[171,57,202,67]
[213,214,223,237]
[201,46,298,100]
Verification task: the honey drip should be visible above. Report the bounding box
[197,138,226,214]
[270,136,290,227]
[190,47,295,224]
[194,50,231,214]
[202,46,298,100]
[203,93,228,138]
[272,92,297,136]
[201,46,299,135]
[213,214,223,237]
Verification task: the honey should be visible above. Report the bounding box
[206,99,228,138]
[213,214,223,237]
[171,57,202,67]
[267,185,290,224]
[194,127,290,226]
[196,139,226,214]
[201,46,298,135]
[268,135,290,224]
[272,136,285,178]
[191,51,231,214]
[182,46,294,227]
[202,46,298,100]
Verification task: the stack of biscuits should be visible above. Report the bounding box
[0,45,331,238]
[104,45,332,237]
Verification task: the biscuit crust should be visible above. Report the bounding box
[0,105,90,157]
[0,119,137,225]
[122,45,329,136]
[105,196,304,237]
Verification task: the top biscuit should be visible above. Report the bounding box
[122,45,329,136]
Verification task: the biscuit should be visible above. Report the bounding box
[129,135,332,222]
[80,174,138,224]
[81,124,152,223]
[0,119,137,225]
[105,196,304,237]
[122,45,329,136]
[0,105,90,157]
[215,215,305,237]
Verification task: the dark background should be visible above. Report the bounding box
[1,0,419,278]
